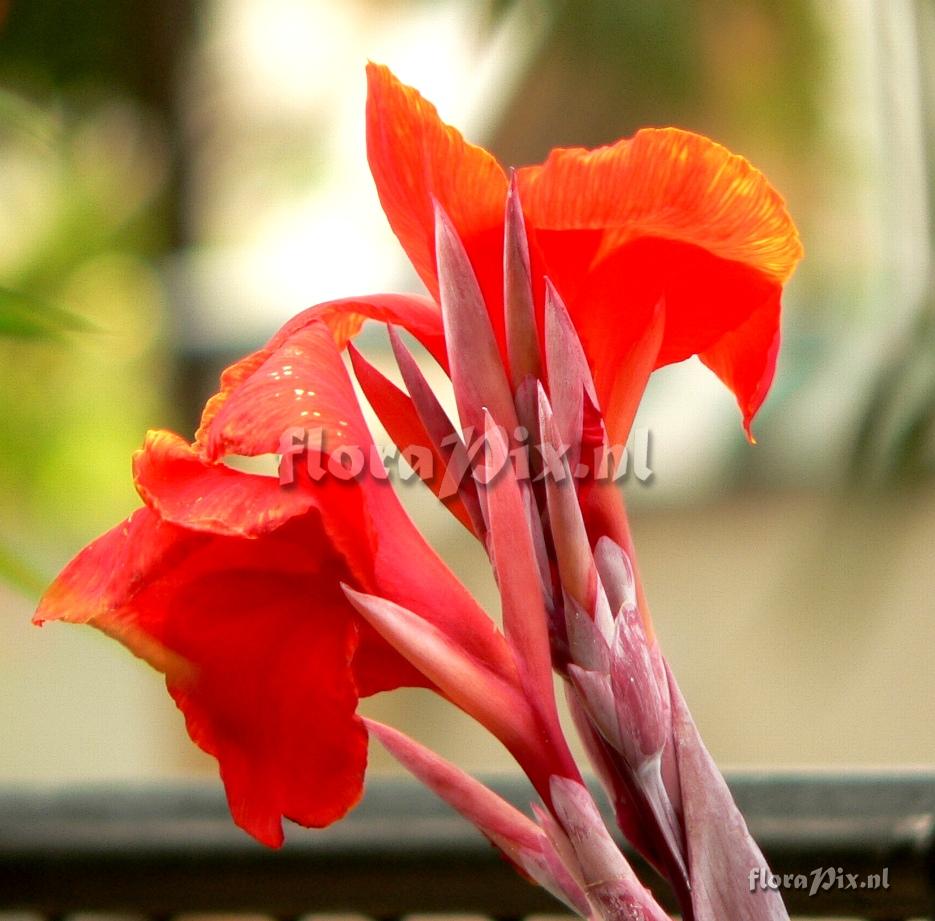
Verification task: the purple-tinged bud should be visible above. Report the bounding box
[564,595,611,672]
[594,536,637,614]
[435,202,518,438]
[504,173,542,389]
[610,606,668,767]
[538,385,611,624]
[568,664,622,752]
[666,660,791,921]
[521,478,553,610]
[544,279,600,475]
[369,720,590,918]
[481,412,558,720]
[549,776,671,921]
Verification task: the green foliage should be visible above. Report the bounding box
[0,285,93,340]
[0,541,47,598]
[0,78,171,570]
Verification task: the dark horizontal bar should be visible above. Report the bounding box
[0,772,932,918]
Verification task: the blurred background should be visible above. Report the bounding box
[0,0,933,792]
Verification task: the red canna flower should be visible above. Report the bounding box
[364,62,801,443]
[35,313,544,847]
[37,62,802,921]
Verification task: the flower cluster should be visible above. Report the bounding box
[36,65,802,921]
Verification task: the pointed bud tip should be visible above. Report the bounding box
[536,380,553,422]
[432,198,460,245]
[543,276,560,304]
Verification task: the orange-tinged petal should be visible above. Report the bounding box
[132,429,379,600]
[135,430,333,536]
[137,310,516,700]
[517,128,801,285]
[559,237,781,441]
[136,314,516,701]
[35,507,367,848]
[196,320,373,463]
[516,128,801,433]
[195,294,447,456]
[272,293,448,369]
[365,63,508,344]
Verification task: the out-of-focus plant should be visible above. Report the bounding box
[0,262,92,594]
[0,0,194,594]
[0,84,171,590]
[848,1,935,488]
[0,285,92,340]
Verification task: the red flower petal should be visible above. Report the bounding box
[132,428,380,600]
[35,507,367,848]
[364,66,801,434]
[195,293,448,461]
[699,289,782,441]
[272,292,448,370]
[135,429,334,533]
[560,239,780,442]
[139,317,516,701]
[365,63,508,346]
[196,320,373,463]
[517,128,800,284]
[516,129,801,433]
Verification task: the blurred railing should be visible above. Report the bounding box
[0,772,932,920]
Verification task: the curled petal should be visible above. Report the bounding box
[196,320,373,463]
[700,289,782,441]
[35,508,367,848]
[517,128,801,284]
[176,314,510,696]
[271,293,448,368]
[133,430,370,573]
[195,295,446,459]
[517,128,802,433]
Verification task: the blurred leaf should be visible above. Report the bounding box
[0,86,59,148]
[0,285,94,340]
[850,299,935,488]
[0,542,46,598]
